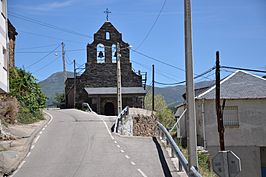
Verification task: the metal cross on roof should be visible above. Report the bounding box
[104,8,111,21]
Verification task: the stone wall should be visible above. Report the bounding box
[80,63,142,87]
[0,94,18,124]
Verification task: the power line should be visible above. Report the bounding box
[32,55,61,74]
[132,48,213,80]
[154,66,216,86]
[136,0,167,49]
[132,48,185,72]
[9,12,92,39]
[26,44,60,68]
[16,43,58,50]
[131,59,179,82]
[220,65,266,74]
[17,30,82,44]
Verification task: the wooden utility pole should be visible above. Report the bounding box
[215,51,225,151]
[184,0,198,169]
[117,42,122,114]
[73,59,76,108]
[152,64,155,111]
[61,42,67,83]
[61,42,67,107]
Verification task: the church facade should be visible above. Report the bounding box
[65,21,146,115]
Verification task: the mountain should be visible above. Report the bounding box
[39,71,74,106]
[39,71,214,107]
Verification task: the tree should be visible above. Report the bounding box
[9,67,47,123]
[144,93,175,128]
[144,93,167,111]
[53,93,65,106]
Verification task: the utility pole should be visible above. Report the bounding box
[152,64,155,111]
[184,0,198,170]
[117,42,122,114]
[73,59,76,108]
[61,42,67,107]
[215,51,225,151]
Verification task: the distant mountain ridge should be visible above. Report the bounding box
[39,71,214,107]
[39,71,74,106]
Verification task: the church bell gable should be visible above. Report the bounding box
[87,22,130,64]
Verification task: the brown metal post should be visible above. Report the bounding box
[216,51,225,151]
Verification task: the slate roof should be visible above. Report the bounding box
[85,87,146,95]
[197,70,266,99]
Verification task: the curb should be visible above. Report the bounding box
[3,110,52,176]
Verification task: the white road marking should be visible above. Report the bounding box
[26,152,31,158]
[131,161,136,166]
[120,149,124,153]
[117,145,120,148]
[33,135,40,144]
[44,110,54,125]
[125,155,130,159]
[101,117,115,140]
[18,160,26,169]
[137,169,148,177]
[114,141,117,144]
[42,127,45,131]
[12,111,54,177]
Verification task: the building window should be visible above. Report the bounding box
[223,106,239,127]
[97,43,105,63]
[106,32,110,40]
[112,44,116,63]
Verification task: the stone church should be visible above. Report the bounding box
[65,21,146,115]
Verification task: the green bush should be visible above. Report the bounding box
[9,67,46,123]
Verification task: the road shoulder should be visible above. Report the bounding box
[0,110,51,176]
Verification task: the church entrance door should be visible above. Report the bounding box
[104,102,115,115]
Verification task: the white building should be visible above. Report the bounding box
[0,0,8,93]
[176,71,266,177]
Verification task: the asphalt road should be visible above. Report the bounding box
[12,109,178,177]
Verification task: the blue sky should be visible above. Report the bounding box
[8,0,266,86]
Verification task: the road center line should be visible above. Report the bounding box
[131,161,136,166]
[114,141,117,144]
[137,169,148,177]
[117,145,120,148]
[120,149,124,153]
[125,155,130,159]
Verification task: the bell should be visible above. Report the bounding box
[114,51,117,57]
[98,51,104,58]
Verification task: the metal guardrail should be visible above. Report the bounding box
[113,106,129,133]
[157,121,202,177]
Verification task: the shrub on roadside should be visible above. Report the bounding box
[9,67,46,124]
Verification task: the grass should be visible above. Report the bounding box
[174,138,217,177]
[17,109,44,124]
